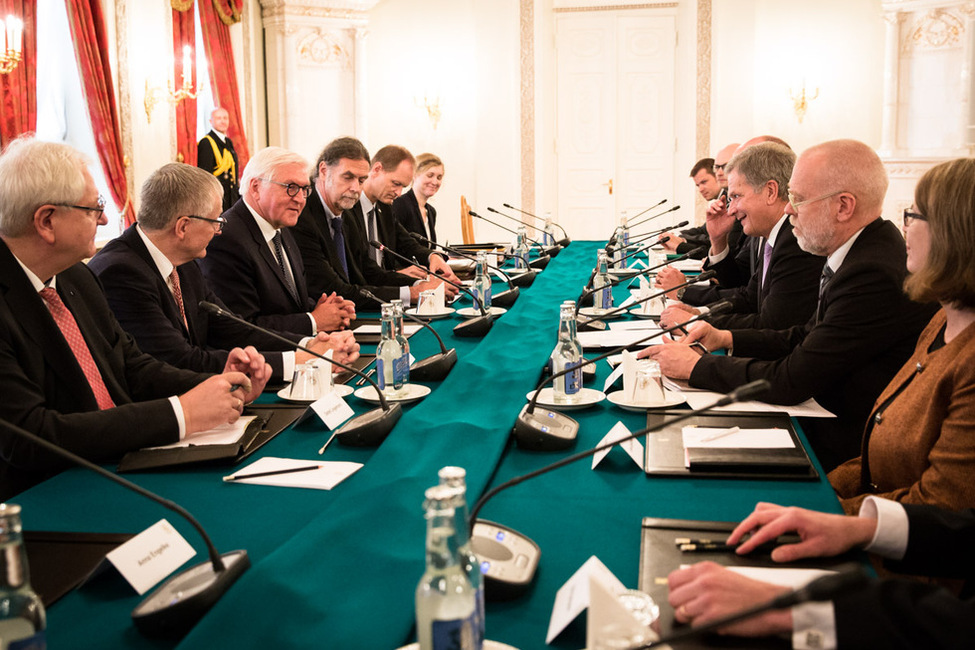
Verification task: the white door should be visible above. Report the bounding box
[556,10,677,241]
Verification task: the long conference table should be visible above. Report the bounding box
[16,241,844,649]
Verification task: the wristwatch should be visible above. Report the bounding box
[676,287,686,301]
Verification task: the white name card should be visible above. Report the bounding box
[311,391,355,430]
[106,519,196,595]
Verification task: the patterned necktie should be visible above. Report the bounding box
[760,240,773,290]
[367,207,381,265]
[331,215,349,279]
[168,268,188,330]
[816,264,834,323]
[39,287,116,410]
[271,231,299,302]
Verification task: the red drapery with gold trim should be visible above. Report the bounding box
[0,0,36,148]
[172,5,196,166]
[199,0,249,171]
[64,0,133,225]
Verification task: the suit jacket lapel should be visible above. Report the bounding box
[122,226,192,339]
[237,202,302,310]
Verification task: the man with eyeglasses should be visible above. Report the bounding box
[89,163,359,383]
[0,136,270,498]
[291,137,457,309]
[643,139,938,471]
[199,146,357,337]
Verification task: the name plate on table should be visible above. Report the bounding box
[643,410,819,481]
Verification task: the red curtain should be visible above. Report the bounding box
[199,0,249,171]
[65,0,133,225]
[172,5,196,166]
[0,0,36,148]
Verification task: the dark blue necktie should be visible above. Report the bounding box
[331,215,349,279]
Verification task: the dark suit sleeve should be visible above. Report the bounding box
[200,225,314,335]
[688,248,913,405]
[343,209,416,287]
[197,137,216,174]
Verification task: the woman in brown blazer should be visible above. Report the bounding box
[829,157,975,515]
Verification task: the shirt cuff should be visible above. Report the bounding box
[168,396,187,440]
[792,602,837,650]
[307,313,318,335]
[400,286,412,305]
[861,495,908,560]
[708,245,730,265]
[282,350,296,380]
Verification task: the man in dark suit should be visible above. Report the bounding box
[668,499,975,648]
[199,146,356,335]
[88,163,359,382]
[290,137,456,309]
[197,107,240,212]
[0,137,268,498]
[659,142,825,331]
[644,139,937,471]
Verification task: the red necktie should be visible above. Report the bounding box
[169,268,189,330]
[39,287,116,410]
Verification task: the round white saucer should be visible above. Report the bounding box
[406,307,455,320]
[353,383,432,405]
[456,306,507,318]
[525,387,605,410]
[606,389,686,412]
[277,383,354,403]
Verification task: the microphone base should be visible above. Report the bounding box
[544,246,560,258]
[558,238,571,247]
[410,349,458,382]
[513,404,579,451]
[453,315,493,338]
[132,549,250,639]
[336,403,404,446]
[529,255,551,270]
[492,287,520,308]
[576,317,607,332]
[510,271,536,288]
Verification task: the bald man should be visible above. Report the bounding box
[643,139,937,471]
[198,107,240,211]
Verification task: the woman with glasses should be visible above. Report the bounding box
[392,153,444,244]
[828,157,975,516]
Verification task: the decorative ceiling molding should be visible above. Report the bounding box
[294,28,352,68]
[903,9,965,53]
[554,3,677,13]
[260,0,377,24]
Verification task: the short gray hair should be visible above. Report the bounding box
[138,163,223,230]
[0,136,90,238]
[240,147,309,189]
[726,142,796,200]
[315,137,370,177]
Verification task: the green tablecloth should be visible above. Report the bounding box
[16,242,842,649]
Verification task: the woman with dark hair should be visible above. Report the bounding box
[828,157,975,514]
[393,153,444,243]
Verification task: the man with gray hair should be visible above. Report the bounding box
[644,139,938,470]
[0,137,268,498]
[200,146,357,335]
[89,163,359,382]
[659,142,825,330]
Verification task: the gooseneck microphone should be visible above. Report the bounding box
[627,203,681,232]
[356,288,457,382]
[199,302,402,445]
[515,303,731,450]
[410,233,525,303]
[0,417,249,639]
[501,202,572,246]
[577,269,717,325]
[580,245,707,301]
[635,565,870,649]
[470,210,560,261]
[621,220,691,251]
[368,241,494,338]
[606,222,688,255]
[486,206,562,259]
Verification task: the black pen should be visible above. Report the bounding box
[223,464,323,482]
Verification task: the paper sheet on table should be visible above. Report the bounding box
[671,259,705,272]
[147,416,257,450]
[353,323,422,335]
[682,426,795,449]
[608,320,662,332]
[682,391,837,418]
[727,566,835,588]
[223,457,362,490]
[578,330,657,349]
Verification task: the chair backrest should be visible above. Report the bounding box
[460,195,474,244]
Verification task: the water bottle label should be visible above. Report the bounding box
[622,232,629,247]
[474,285,491,310]
[566,362,582,394]
[430,614,476,649]
[599,287,613,310]
[393,354,410,384]
[9,632,46,650]
[376,358,386,390]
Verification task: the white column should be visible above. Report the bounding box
[354,27,369,138]
[879,11,902,157]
